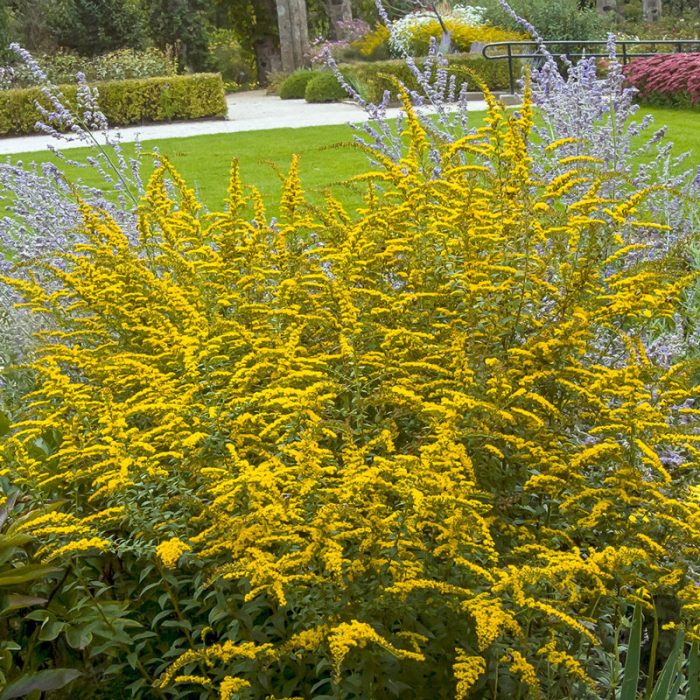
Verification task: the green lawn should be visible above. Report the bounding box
[4,105,698,214]
[8,123,372,213]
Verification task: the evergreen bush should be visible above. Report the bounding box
[304,70,347,102]
[279,69,321,99]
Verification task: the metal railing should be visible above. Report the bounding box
[481,39,700,94]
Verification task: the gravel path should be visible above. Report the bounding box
[0,89,494,156]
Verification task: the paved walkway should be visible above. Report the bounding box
[0,89,493,156]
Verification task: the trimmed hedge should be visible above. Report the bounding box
[305,72,347,103]
[279,70,321,99]
[343,54,515,104]
[0,73,227,137]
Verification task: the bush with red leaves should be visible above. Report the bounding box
[624,52,700,108]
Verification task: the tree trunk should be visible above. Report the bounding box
[254,36,283,85]
[276,0,309,73]
[596,0,617,17]
[642,0,662,21]
[326,0,352,38]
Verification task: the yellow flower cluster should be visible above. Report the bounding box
[43,537,110,562]
[352,24,390,57]
[454,651,486,699]
[406,18,525,55]
[156,537,191,568]
[502,650,540,698]
[3,82,699,696]
[219,676,251,700]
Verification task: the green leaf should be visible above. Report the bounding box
[0,535,32,556]
[687,640,699,700]
[649,628,685,700]
[0,668,81,699]
[620,603,643,700]
[0,411,10,438]
[0,594,47,615]
[0,564,62,588]
[37,618,66,642]
[65,625,93,650]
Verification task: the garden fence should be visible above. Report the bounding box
[481,38,700,94]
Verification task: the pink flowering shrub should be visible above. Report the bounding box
[624,52,700,107]
[307,19,374,65]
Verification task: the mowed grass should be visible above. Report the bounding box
[3,105,699,214]
[5,123,374,214]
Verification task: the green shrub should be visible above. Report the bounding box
[344,53,514,103]
[304,71,347,102]
[279,69,321,99]
[4,47,178,89]
[0,73,227,136]
[207,28,256,88]
[47,0,148,55]
[478,0,609,42]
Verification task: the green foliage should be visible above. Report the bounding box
[619,603,698,700]
[344,53,513,104]
[620,603,643,700]
[206,28,256,89]
[3,0,57,54]
[143,0,209,72]
[0,73,227,136]
[217,0,278,59]
[304,70,346,102]
[4,47,177,90]
[0,3,13,62]
[0,493,66,694]
[279,69,322,99]
[480,0,609,41]
[46,0,147,55]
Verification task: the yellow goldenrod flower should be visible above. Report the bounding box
[156,537,191,568]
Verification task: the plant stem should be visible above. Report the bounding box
[645,601,659,697]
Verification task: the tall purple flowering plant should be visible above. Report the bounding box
[0,45,147,370]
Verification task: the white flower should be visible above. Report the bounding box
[388,4,487,56]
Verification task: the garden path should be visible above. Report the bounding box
[0,89,493,156]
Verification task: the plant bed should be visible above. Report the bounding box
[624,52,700,109]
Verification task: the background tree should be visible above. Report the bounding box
[144,0,209,71]
[47,0,147,55]
[642,0,663,20]
[0,1,13,59]
[276,0,309,72]
[596,0,618,18]
[218,0,282,84]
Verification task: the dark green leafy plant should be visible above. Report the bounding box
[304,70,346,102]
[279,69,321,99]
[143,0,209,72]
[46,0,147,55]
[0,492,75,697]
[620,602,700,700]
[479,0,609,42]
